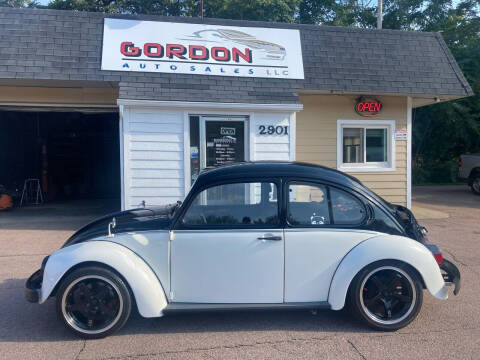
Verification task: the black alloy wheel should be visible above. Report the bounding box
[56,266,132,339]
[349,261,423,331]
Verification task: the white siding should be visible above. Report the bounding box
[122,108,185,209]
[251,113,294,161]
[121,105,298,210]
[250,112,295,204]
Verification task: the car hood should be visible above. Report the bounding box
[62,204,177,248]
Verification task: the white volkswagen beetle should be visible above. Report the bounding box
[26,162,460,338]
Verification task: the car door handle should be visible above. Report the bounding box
[257,235,282,241]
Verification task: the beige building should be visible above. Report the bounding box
[297,95,409,206]
[0,8,472,210]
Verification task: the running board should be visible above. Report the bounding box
[163,302,330,313]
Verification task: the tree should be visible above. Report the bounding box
[381,0,425,30]
[46,0,124,12]
[46,0,300,21]
[298,0,376,27]
[195,0,300,22]
[0,0,38,7]
[411,1,480,183]
[120,0,189,16]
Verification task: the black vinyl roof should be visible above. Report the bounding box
[196,161,361,187]
[194,161,393,211]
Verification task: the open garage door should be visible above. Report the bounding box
[0,109,120,213]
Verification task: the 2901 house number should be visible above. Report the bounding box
[258,125,289,135]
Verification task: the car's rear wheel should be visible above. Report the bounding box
[56,266,132,339]
[470,175,480,195]
[349,261,423,331]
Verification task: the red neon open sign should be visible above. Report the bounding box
[355,98,382,117]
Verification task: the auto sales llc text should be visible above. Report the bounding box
[121,62,290,77]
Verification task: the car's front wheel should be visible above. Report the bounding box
[348,261,423,331]
[56,266,132,339]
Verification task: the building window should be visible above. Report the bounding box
[337,120,395,172]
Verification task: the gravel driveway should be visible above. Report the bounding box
[0,186,479,360]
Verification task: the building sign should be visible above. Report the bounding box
[395,129,408,141]
[355,97,383,117]
[220,127,236,136]
[258,125,289,135]
[205,121,245,167]
[101,18,304,79]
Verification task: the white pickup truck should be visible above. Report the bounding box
[458,154,480,195]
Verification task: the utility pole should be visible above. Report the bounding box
[200,0,204,18]
[377,0,383,29]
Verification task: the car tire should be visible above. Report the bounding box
[348,260,423,331]
[56,266,132,339]
[470,176,480,195]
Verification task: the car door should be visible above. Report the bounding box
[170,180,284,303]
[284,181,378,303]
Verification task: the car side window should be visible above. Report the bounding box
[287,183,367,226]
[330,187,366,225]
[181,182,279,226]
[288,183,331,225]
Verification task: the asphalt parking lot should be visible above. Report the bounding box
[0,186,479,360]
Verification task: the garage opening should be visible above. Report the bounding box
[0,110,121,214]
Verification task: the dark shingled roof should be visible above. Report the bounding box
[0,7,473,104]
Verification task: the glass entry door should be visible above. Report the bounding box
[189,115,248,185]
[200,116,246,170]
[202,117,247,204]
